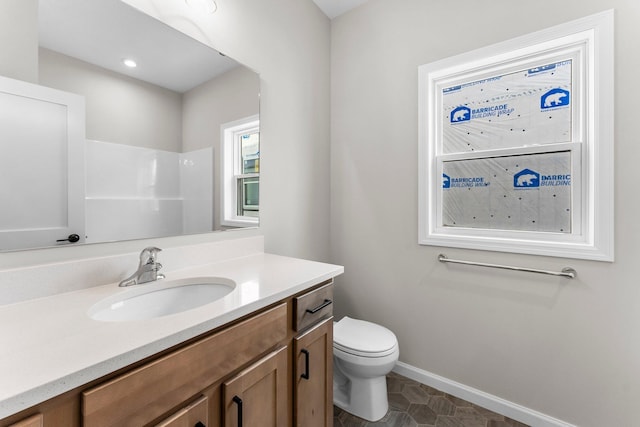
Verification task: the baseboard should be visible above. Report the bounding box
[392,361,576,427]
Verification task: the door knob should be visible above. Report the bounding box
[56,234,80,243]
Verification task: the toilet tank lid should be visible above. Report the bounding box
[334,316,397,354]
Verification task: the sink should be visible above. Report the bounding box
[88,277,236,322]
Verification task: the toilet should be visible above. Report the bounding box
[333,316,399,422]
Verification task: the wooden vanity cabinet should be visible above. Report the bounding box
[81,303,288,427]
[293,318,333,427]
[0,280,335,427]
[292,282,334,427]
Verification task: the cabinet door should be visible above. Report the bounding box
[222,346,288,427]
[155,395,208,427]
[293,317,333,427]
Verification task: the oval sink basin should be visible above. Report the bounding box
[89,277,236,322]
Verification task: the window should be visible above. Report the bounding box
[221,115,259,227]
[418,11,614,261]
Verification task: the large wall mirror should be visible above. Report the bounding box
[0,0,260,252]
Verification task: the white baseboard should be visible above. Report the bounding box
[392,361,575,427]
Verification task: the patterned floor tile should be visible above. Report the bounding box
[389,392,411,412]
[402,384,432,404]
[333,373,530,427]
[425,396,456,416]
[369,411,419,427]
[407,403,438,424]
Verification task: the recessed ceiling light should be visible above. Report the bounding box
[123,59,137,68]
[185,0,217,14]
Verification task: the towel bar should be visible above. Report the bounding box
[438,254,576,279]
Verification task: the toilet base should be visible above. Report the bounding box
[333,368,389,422]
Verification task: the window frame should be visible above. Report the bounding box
[418,10,614,261]
[221,114,259,228]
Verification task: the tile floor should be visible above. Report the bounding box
[333,372,530,427]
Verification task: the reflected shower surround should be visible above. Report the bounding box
[85,140,213,243]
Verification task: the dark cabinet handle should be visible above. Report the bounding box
[301,349,310,380]
[194,422,206,427]
[56,233,80,243]
[305,299,332,314]
[232,395,243,427]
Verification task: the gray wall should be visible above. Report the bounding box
[39,48,183,152]
[182,66,259,153]
[330,1,638,426]
[183,66,259,231]
[0,0,38,83]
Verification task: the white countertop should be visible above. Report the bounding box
[0,252,343,419]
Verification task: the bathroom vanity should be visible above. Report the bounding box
[0,237,343,427]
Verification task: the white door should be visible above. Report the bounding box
[0,75,85,251]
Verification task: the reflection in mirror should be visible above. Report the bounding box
[0,0,260,252]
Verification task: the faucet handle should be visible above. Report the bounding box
[140,246,162,264]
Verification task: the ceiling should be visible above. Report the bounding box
[312,0,370,19]
[37,0,367,93]
[38,0,238,93]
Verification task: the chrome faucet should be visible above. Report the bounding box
[118,247,166,287]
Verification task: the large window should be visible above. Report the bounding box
[221,115,259,227]
[418,11,614,261]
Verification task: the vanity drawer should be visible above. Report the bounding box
[82,303,287,427]
[293,281,333,332]
[6,414,43,427]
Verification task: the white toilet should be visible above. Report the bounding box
[333,316,399,422]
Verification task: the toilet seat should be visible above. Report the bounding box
[333,316,398,358]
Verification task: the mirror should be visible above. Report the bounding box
[0,0,260,252]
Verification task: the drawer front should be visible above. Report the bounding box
[293,281,333,332]
[82,303,287,427]
[7,414,42,427]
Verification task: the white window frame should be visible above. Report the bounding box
[418,10,614,261]
[221,114,259,227]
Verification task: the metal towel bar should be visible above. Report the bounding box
[438,254,577,279]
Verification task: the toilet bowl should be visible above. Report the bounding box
[333,316,399,422]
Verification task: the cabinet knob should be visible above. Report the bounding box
[194,422,206,427]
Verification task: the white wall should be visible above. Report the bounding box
[84,141,213,243]
[181,147,214,234]
[330,1,639,426]
[0,0,331,268]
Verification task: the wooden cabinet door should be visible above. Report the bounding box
[222,346,288,427]
[293,317,333,427]
[155,395,208,427]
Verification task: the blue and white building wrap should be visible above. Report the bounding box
[442,60,572,153]
[442,152,572,232]
[440,61,573,233]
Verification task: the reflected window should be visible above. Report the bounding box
[237,131,259,218]
[221,115,259,227]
